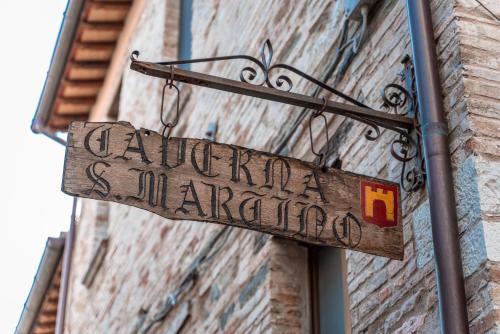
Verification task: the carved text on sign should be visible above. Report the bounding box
[62,122,403,259]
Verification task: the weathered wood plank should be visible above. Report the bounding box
[62,122,403,259]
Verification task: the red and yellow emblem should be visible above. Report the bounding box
[360,180,398,228]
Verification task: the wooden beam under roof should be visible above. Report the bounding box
[36,313,57,326]
[60,79,103,97]
[43,0,133,132]
[56,97,95,115]
[72,42,115,62]
[79,22,123,42]
[33,327,56,334]
[36,309,58,317]
[65,62,109,81]
[86,1,131,23]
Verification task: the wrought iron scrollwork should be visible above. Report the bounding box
[382,84,412,116]
[153,39,370,109]
[381,57,425,192]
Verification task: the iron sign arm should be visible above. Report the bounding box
[130,59,413,132]
[129,40,425,192]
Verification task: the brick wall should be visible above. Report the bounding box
[64,0,499,333]
[454,0,500,331]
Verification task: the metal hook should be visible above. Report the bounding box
[167,65,175,89]
[309,97,330,170]
[313,96,328,117]
[159,73,181,139]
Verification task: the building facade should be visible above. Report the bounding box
[19,0,500,333]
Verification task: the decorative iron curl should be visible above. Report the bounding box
[391,131,422,191]
[131,50,140,61]
[400,153,425,192]
[140,39,369,108]
[399,119,426,192]
[388,125,424,192]
[382,83,412,116]
[376,59,426,193]
[239,66,261,85]
[390,132,417,162]
[363,121,382,141]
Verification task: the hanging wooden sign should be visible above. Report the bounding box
[62,122,403,259]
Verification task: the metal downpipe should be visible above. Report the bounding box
[406,1,469,333]
[55,197,77,334]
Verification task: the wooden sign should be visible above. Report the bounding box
[62,122,403,259]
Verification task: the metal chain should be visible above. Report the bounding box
[308,97,330,170]
[160,66,181,139]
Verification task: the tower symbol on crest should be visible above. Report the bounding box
[360,181,398,228]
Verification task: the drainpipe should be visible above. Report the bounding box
[55,197,77,334]
[406,1,469,333]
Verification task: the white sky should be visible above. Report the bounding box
[0,1,73,332]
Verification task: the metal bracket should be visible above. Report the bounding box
[129,40,425,192]
[381,56,426,192]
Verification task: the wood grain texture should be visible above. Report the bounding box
[62,122,403,259]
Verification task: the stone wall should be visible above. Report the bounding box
[64,0,499,333]
[454,0,500,331]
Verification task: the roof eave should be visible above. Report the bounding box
[15,236,65,334]
[31,0,85,134]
